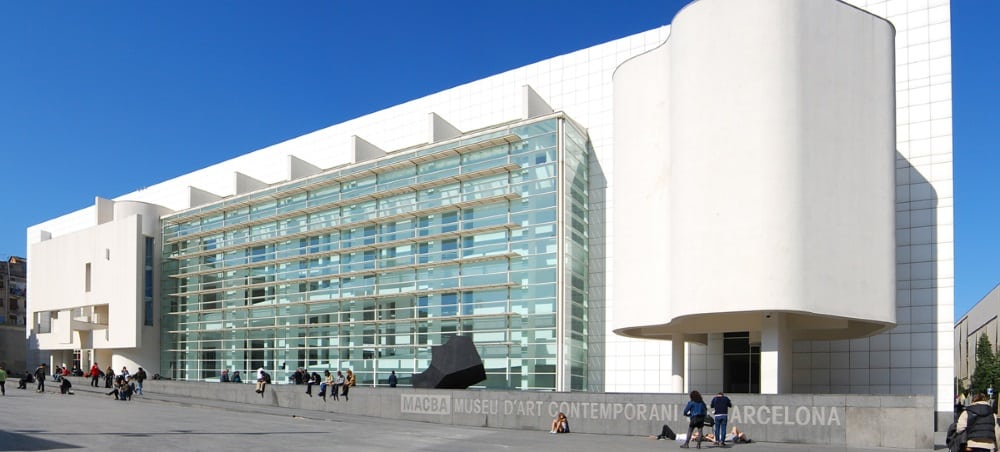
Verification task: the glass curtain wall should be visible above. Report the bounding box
[161,115,589,390]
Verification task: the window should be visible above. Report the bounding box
[85,263,92,292]
[144,237,155,326]
[37,311,52,334]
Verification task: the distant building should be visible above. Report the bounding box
[0,256,27,370]
[955,285,1000,389]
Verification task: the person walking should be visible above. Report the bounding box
[104,365,115,388]
[34,363,47,393]
[710,391,733,446]
[89,363,101,387]
[956,393,1000,452]
[388,370,398,388]
[0,362,8,396]
[681,390,708,449]
[133,367,147,396]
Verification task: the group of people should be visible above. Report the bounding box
[296,367,396,389]
[676,390,749,448]
[101,365,147,400]
[546,391,752,446]
[305,369,357,401]
[11,362,145,397]
[638,390,750,448]
[219,369,243,383]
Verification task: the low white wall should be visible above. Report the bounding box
[68,378,933,449]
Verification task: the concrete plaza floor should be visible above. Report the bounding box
[0,384,946,451]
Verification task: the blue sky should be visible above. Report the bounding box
[0,1,996,320]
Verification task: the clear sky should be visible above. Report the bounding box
[0,1,996,321]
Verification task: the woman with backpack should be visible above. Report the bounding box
[680,390,708,449]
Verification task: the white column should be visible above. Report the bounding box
[672,333,686,393]
[760,313,792,394]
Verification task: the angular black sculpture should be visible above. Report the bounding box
[412,335,486,389]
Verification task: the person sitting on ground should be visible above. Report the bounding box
[654,424,677,440]
[220,369,230,383]
[549,412,570,434]
[60,376,73,394]
[18,370,33,389]
[726,426,751,444]
[232,370,242,383]
[107,375,125,399]
[120,378,135,401]
[674,430,716,445]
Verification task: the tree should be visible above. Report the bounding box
[971,333,1000,396]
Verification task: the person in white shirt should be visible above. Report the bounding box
[255,367,267,395]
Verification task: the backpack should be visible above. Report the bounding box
[947,421,966,452]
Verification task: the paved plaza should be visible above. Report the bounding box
[0,385,945,451]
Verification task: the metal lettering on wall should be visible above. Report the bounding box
[401,394,452,415]
[729,405,841,426]
[405,394,843,427]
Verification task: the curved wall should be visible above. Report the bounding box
[614,0,896,341]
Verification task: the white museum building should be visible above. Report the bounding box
[26,0,955,427]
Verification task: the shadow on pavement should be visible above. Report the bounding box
[0,430,81,451]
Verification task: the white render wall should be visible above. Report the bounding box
[613,0,896,341]
[28,200,168,372]
[787,0,954,421]
[26,0,953,417]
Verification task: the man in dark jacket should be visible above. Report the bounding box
[710,392,733,446]
[956,393,1000,452]
[33,364,47,393]
[134,367,147,396]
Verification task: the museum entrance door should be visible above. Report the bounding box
[723,332,760,393]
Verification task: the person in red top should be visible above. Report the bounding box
[89,363,101,387]
[60,366,70,377]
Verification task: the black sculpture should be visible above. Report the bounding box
[412,335,486,389]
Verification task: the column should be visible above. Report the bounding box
[760,312,792,394]
[672,333,686,393]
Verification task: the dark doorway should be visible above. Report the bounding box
[723,332,760,393]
